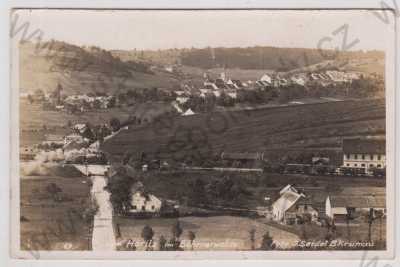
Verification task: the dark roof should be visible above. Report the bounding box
[329,186,386,208]
[340,187,385,196]
[342,138,385,154]
[329,195,386,208]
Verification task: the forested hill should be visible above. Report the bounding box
[112,46,384,71]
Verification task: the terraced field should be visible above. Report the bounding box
[101,98,385,163]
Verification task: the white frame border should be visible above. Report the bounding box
[1,1,399,267]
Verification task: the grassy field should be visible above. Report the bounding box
[123,170,385,212]
[115,215,299,250]
[20,176,93,251]
[102,98,385,163]
[19,42,180,95]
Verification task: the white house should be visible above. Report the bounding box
[130,187,162,214]
[342,138,386,172]
[271,185,318,224]
[260,74,273,84]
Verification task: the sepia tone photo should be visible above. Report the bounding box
[10,9,396,259]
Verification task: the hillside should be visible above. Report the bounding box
[19,41,180,94]
[287,57,385,77]
[101,98,385,164]
[112,46,384,72]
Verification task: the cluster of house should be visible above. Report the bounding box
[20,122,110,164]
[61,123,111,164]
[258,70,361,87]
[20,86,115,113]
[270,184,386,225]
[170,69,362,114]
[58,94,115,112]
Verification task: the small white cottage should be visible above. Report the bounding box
[129,182,162,214]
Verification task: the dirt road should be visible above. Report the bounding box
[90,174,116,251]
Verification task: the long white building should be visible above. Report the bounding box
[342,138,386,172]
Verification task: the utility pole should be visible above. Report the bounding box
[367,208,374,242]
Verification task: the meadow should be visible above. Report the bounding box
[20,176,93,250]
[102,98,385,164]
[115,215,299,251]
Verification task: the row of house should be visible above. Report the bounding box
[57,94,115,112]
[257,70,362,88]
[171,69,363,113]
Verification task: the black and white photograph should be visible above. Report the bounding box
[8,8,397,260]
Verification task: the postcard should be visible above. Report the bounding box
[9,9,396,260]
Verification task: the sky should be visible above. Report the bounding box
[12,9,394,51]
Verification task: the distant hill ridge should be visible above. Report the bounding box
[112,46,384,71]
[19,40,384,94]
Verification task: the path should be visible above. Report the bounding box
[91,175,116,251]
[73,164,116,251]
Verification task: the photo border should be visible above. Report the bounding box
[1,1,399,266]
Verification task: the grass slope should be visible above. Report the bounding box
[101,98,385,162]
[19,42,180,95]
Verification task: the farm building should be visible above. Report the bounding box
[342,138,386,173]
[271,185,318,224]
[129,182,162,215]
[325,187,386,224]
[130,192,162,214]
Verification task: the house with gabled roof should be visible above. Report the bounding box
[271,185,318,224]
[326,186,386,224]
[129,182,162,215]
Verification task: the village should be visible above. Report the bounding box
[9,8,396,266]
[16,28,388,252]
[19,90,387,251]
[20,67,381,118]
